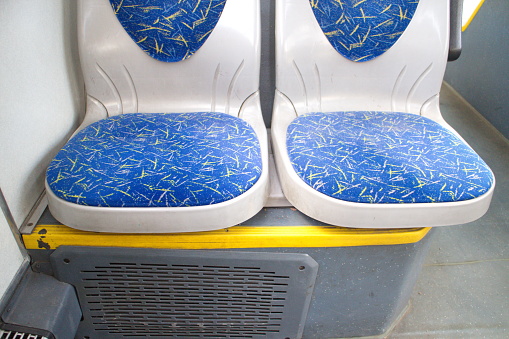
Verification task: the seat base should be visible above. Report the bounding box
[45,94,270,233]
[271,92,495,228]
[47,112,263,208]
[287,111,494,204]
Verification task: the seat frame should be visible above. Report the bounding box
[271,0,494,228]
[46,0,269,233]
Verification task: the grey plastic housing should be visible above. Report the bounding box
[1,270,81,339]
[51,246,318,339]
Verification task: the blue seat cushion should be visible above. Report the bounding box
[109,0,227,62]
[47,112,262,207]
[310,0,420,62]
[287,111,494,203]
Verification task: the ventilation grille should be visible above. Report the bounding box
[52,247,318,339]
[84,263,288,337]
[0,330,48,339]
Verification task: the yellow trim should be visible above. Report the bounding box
[24,224,431,250]
[462,0,485,32]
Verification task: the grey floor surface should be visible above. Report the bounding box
[388,83,509,339]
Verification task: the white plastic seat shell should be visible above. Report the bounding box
[46,0,269,233]
[271,0,495,228]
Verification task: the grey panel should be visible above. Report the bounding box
[1,270,81,339]
[259,0,276,127]
[51,246,318,339]
[224,233,435,339]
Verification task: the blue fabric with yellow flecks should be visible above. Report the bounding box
[47,112,262,207]
[287,111,494,203]
[310,0,420,62]
[109,0,226,62]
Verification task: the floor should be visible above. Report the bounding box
[388,83,509,339]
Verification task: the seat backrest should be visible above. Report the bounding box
[275,0,449,119]
[79,0,260,123]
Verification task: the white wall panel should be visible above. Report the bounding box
[0,212,25,303]
[0,0,85,226]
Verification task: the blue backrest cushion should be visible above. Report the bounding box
[310,0,420,62]
[110,0,227,62]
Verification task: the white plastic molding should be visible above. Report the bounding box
[46,0,269,233]
[271,0,495,228]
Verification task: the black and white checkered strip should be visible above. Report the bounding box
[0,330,47,339]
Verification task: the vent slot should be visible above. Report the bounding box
[51,247,318,339]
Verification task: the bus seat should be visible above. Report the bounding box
[271,0,495,228]
[46,0,268,233]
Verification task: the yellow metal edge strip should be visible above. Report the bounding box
[23,225,431,250]
[462,0,485,32]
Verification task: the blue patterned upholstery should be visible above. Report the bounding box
[310,0,420,62]
[47,112,262,207]
[287,111,494,203]
[109,0,227,62]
